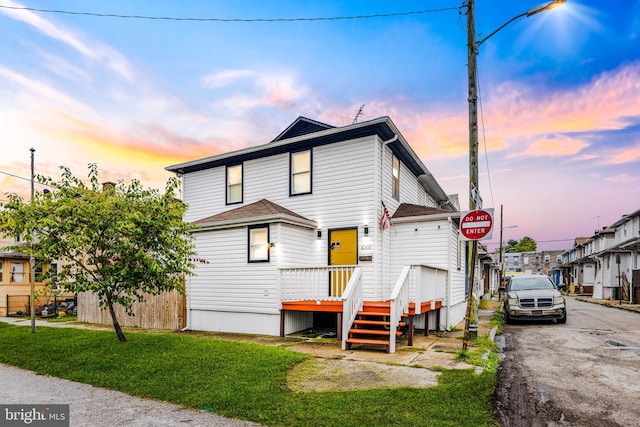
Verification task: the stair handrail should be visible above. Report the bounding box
[341,267,363,350]
[389,265,412,353]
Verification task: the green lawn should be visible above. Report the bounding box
[0,322,498,426]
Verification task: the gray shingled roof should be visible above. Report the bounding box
[193,199,312,225]
[392,203,456,219]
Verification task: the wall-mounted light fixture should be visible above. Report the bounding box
[269,242,277,248]
[317,229,322,240]
[363,225,369,237]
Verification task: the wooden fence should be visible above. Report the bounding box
[77,289,186,330]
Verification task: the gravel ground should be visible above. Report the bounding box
[0,363,261,427]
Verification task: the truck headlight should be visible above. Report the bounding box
[554,296,565,305]
[508,298,518,306]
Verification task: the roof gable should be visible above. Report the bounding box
[193,199,312,226]
[271,117,334,142]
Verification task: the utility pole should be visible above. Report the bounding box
[463,0,479,352]
[499,204,504,298]
[461,0,565,350]
[30,147,36,333]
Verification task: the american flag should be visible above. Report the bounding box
[380,202,391,230]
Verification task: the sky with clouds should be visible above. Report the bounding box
[0,0,639,251]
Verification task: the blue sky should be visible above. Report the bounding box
[1,0,639,251]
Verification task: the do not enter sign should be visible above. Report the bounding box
[460,208,494,241]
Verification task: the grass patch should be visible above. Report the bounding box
[478,299,492,310]
[47,315,79,323]
[0,322,499,426]
[490,307,504,335]
[456,334,500,374]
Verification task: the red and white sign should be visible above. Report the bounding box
[460,208,494,241]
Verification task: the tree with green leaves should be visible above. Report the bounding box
[0,164,197,342]
[504,236,537,253]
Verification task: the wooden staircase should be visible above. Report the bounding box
[345,301,406,353]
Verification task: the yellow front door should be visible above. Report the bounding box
[329,228,358,297]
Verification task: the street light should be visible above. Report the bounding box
[476,0,566,48]
[463,0,564,350]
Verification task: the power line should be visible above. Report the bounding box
[0,169,53,188]
[0,4,460,22]
[0,169,31,183]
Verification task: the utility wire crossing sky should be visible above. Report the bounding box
[0,0,639,251]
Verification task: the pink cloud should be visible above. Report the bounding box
[607,146,640,164]
[373,60,640,163]
[508,136,589,158]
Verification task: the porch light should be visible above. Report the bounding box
[363,225,369,236]
[269,242,277,248]
[317,229,322,240]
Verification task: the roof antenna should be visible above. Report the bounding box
[352,104,365,124]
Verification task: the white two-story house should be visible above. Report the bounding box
[166,116,467,352]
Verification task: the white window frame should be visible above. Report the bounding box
[248,225,270,263]
[290,150,312,196]
[226,164,243,205]
[10,261,25,283]
[392,154,400,200]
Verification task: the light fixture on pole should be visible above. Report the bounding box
[463,0,564,350]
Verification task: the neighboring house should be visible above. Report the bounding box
[561,208,640,300]
[478,244,498,297]
[597,210,640,301]
[166,116,467,353]
[561,237,588,292]
[581,228,616,299]
[0,238,59,316]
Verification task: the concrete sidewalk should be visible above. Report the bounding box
[575,295,640,313]
[0,363,260,427]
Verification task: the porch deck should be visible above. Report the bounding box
[279,264,447,353]
[280,299,443,347]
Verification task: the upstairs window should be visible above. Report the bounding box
[248,225,270,262]
[290,150,311,195]
[226,164,243,204]
[392,155,400,200]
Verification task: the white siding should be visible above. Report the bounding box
[191,310,280,335]
[187,222,320,335]
[284,311,313,335]
[278,224,316,267]
[183,137,379,230]
[390,218,467,329]
[182,168,224,223]
[390,221,451,273]
[180,129,459,333]
[189,226,279,313]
